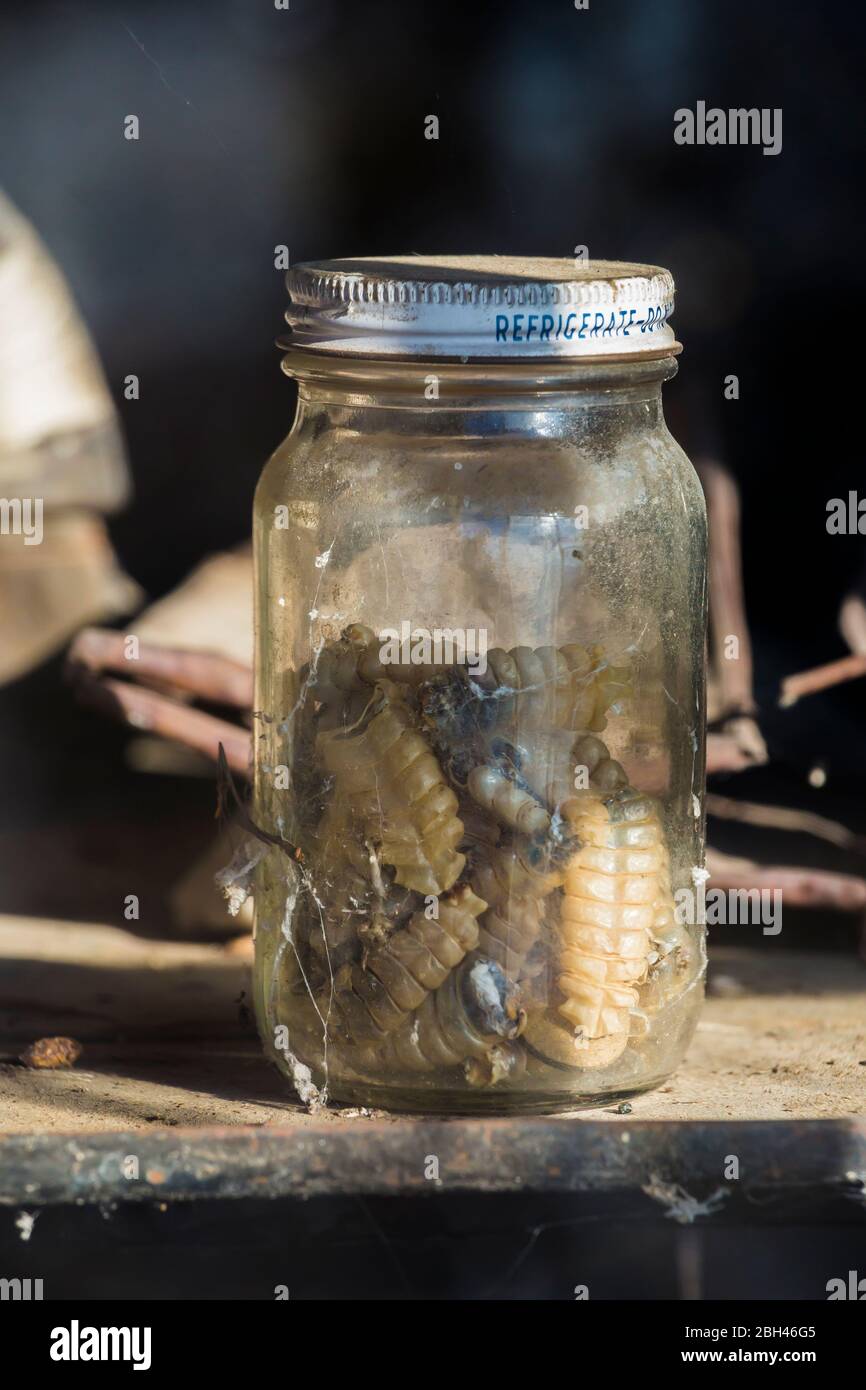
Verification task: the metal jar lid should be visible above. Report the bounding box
[284,254,677,360]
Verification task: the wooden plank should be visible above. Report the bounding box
[0,1113,864,1210]
[0,916,865,1206]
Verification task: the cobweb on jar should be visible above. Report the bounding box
[270,856,332,1111]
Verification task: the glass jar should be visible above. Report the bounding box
[253,256,707,1114]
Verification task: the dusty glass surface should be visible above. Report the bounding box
[252,349,707,1113]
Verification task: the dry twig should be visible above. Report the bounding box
[707,793,866,857]
[779,652,866,708]
[839,588,866,655]
[70,667,252,775]
[67,626,253,708]
[699,458,757,719]
[706,847,866,911]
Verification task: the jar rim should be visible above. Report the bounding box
[279,344,681,397]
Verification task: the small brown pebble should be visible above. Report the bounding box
[19,1036,82,1069]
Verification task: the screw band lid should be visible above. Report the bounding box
[284,255,677,360]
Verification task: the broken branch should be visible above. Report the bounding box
[67,627,253,709]
[706,847,866,910]
[699,458,757,719]
[72,668,252,775]
[706,793,866,857]
[779,652,866,708]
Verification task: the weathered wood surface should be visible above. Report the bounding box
[2,920,865,1125]
[0,916,864,1207]
[1,1110,864,1212]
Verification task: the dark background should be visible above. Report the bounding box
[0,0,864,1301]
[2,0,865,904]
[0,0,862,611]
